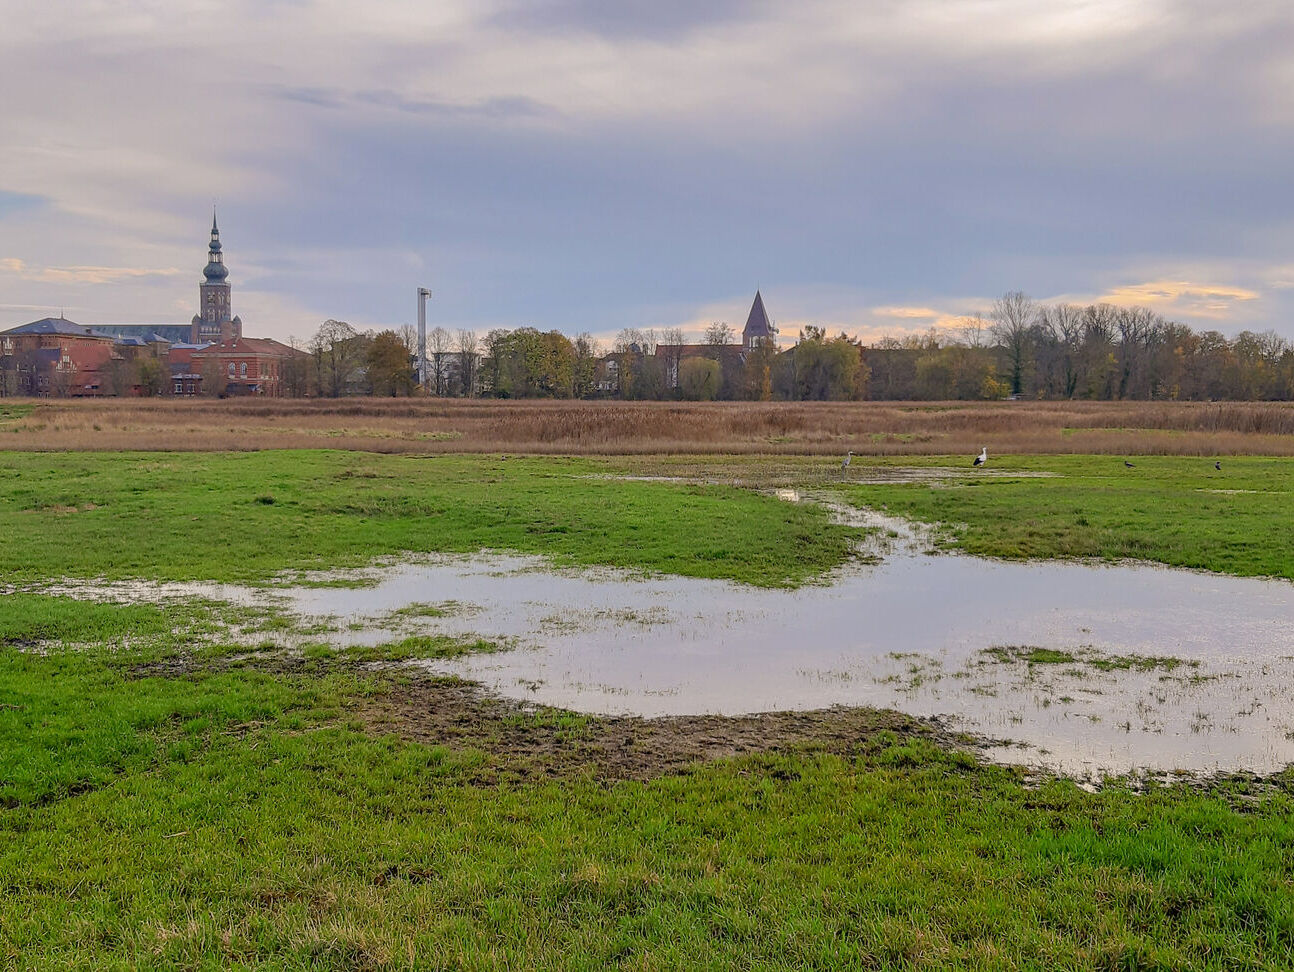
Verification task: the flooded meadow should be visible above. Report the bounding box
[29,491,1294,780]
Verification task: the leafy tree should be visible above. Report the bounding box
[573,333,599,399]
[135,357,167,397]
[309,320,370,397]
[367,330,416,396]
[783,329,861,400]
[679,357,720,400]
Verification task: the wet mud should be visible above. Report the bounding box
[354,673,975,783]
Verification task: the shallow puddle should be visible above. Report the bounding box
[28,514,1294,778]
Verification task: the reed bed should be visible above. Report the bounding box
[2,398,1293,455]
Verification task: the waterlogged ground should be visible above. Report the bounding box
[31,498,1294,779]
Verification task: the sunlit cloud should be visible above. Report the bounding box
[0,258,185,285]
[1095,280,1261,319]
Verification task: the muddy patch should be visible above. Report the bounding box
[354,673,976,783]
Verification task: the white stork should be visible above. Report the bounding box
[973,447,987,467]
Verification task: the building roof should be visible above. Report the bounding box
[191,336,305,357]
[743,291,775,339]
[655,343,723,356]
[1,317,113,339]
[92,323,191,344]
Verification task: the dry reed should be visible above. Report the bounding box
[2,398,1292,456]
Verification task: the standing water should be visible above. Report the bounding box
[34,505,1294,777]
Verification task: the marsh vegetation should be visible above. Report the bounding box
[4,397,1294,455]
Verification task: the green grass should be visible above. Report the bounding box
[3,451,1294,967]
[0,451,864,587]
[985,645,1195,673]
[0,403,35,423]
[837,454,1294,579]
[2,647,1292,968]
[344,634,506,663]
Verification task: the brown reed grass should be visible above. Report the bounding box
[2,398,1292,456]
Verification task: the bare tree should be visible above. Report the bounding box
[428,326,452,396]
[310,319,367,397]
[990,291,1038,396]
[456,329,478,397]
[704,321,735,347]
[659,326,686,390]
[958,314,989,349]
[281,336,310,397]
[1037,303,1084,397]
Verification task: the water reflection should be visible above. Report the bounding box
[31,534,1294,777]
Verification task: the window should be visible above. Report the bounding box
[174,381,182,394]
[228,363,235,377]
[240,362,247,378]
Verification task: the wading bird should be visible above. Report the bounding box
[841,451,853,471]
[973,447,987,467]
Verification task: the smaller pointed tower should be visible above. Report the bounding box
[742,290,777,351]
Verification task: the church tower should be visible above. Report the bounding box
[742,290,777,351]
[191,213,242,344]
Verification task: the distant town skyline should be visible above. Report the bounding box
[2,1,1292,345]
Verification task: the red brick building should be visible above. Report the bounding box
[0,317,117,395]
[189,337,306,397]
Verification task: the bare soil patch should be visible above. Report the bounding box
[354,672,977,783]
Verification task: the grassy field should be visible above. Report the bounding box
[831,454,1294,579]
[0,451,863,587]
[3,448,1293,968]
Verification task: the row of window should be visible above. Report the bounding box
[221,361,276,379]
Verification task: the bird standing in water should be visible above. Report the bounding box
[973,447,987,467]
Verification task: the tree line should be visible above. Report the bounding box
[297,293,1294,402]
[869,293,1294,401]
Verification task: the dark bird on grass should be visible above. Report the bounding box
[1215,461,1222,470]
[1124,460,1136,468]
[973,447,987,467]
[842,450,853,471]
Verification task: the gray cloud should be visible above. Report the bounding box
[264,84,556,120]
[1,0,1292,341]
[489,0,765,40]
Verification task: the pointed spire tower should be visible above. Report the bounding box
[742,290,777,351]
[192,210,242,344]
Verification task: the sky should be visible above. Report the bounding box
[2,0,1293,346]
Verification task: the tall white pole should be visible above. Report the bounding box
[417,286,431,390]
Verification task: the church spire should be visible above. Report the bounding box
[204,210,228,283]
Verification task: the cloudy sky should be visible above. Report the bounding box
[2,0,1293,345]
